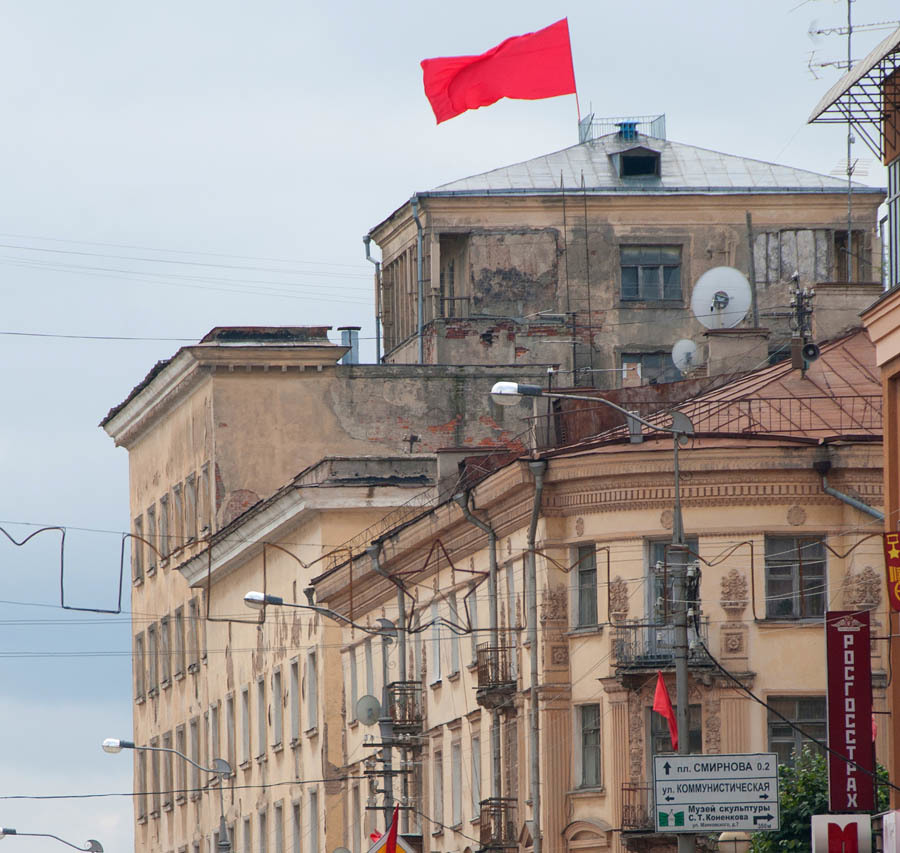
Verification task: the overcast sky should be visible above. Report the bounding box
[0,2,896,850]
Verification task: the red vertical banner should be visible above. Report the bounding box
[826,610,875,812]
[882,533,900,611]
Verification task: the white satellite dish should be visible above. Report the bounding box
[671,339,698,374]
[356,694,382,726]
[691,267,752,330]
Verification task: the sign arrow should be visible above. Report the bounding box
[759,794,769,800]
[663,762,671,776]
[665,795,674,802]
[753,814,774,824]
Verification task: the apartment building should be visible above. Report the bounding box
[370,115,884,383]
[313,327,887,853]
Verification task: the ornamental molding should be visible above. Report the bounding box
[720,568,749,614]
[843,565,882,609]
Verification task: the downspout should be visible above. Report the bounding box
[453,492,502,801]
[410,196,424,364]
[526,460,546,853]
[369,544,409,832]
[363,235,382,364]
[814,460,884,520]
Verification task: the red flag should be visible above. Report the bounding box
[385,805,399,853]
[421,19,577,124]
[652,671,678,751]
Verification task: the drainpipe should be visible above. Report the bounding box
[363,236,382,363]
[369,544,409,832]
[410,196,424,364]
[453,492,502,801]
[526,460,546,853]
[814,460,884,520]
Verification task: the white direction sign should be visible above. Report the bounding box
[653,753,779,833]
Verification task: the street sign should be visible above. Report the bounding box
[652,753,780,833]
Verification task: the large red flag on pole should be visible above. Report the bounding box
[385,805,399,853]
[652,671,678,751]
[421,19,577,124]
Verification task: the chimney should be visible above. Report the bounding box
[705,328,770,377]
[338,326,361,365]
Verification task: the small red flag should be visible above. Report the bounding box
[652,671,678,751]
[385,805,399,853]
[882,532,900,611]
[421,19,577,124]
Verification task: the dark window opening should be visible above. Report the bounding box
[621,352,680,386]
[621,154,659,177]
[621,246,681,301]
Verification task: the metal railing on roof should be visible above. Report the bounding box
[578,113,666,144]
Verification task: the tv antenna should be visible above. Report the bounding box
[690,267,752,330]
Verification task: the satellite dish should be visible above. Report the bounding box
[334,847,352,853]
[671,339,698,373]
[808,19,823,44]
[691,267,752,330]
[356,694,381,726]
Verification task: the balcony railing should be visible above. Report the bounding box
[475,644,516,707]
[478,797,517,850]
[621,783,654,831]
[386,681,423,732]
[613,619,710,670]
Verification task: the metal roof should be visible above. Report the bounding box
[428,132,881,195]
[807,25,900,160]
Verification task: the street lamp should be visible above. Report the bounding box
[102,738,232,852]
[243,591,397,637]
[0,829,102,852]
[490,379,697,853]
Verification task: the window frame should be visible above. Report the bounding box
[764,536,826,620]
[577,703,602,789]
[619,244,683,302]
[306,650,318,732]
[272,667,283,748]
[574,544,598,628]
[767,695,827,766]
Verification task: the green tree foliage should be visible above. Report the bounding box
[749,747,889,853]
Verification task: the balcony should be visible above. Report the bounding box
[612,619,711,678]
[475,644,516,708]
[478,797,517,851]
[386,681,423,733]
[621,784,654,832]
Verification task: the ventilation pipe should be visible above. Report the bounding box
[453,491,502,801]
[338,327,360,365]
[363,236,382,363]
[526,460,546,853]
[410,196,425,364]
[813,459,883,520]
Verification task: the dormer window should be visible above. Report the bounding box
[613,146,661,178]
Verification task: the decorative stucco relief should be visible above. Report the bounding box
[541,583,568,623]
[843,565,881,609]
[720,568,749,616]
[609,576,630,621]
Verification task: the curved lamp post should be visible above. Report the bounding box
[102,738,232,852]
[0,829,102,852]
[243,590,397,638]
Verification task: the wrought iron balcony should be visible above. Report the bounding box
[621,783,654,832]
[386,681,423,733]
[475,644,516,708]
[478,797,517,850]
[612,619,711,672]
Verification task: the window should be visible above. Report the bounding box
[290,658,300,742]
[159,494,170,557]
[147,624,158,693]
[469,585,479,665]
[150,736,161,815]
[439,234,468,318]
[348,648,358,723]
[889,157,900,288]
[579,704,602,788]
[274,802,284,853]
[430,601,441,683]
[173,483,184,549]
[448,592,460,676]
[471,735,482,818]
[175,725,186,803]
[146,506,157,571]
[575,545,598,627]
[226,694,236,769]
[620,351,679,386]
[306,651,318,730]
[133,516,144,582]
[364,639,374,697]
[188,597,201,669]
[451,740,462,826]
[210,702,220,766]
[259,808,268,853]
[243,817,252,853]
[174,607,185,676]
[767,696,826,766]
[765,536,826,619]
[272,668,283,747]
[199,463,212,535]
[185,473,198,543]
[833,230,866,282]
[292,801,302,853]
[162,731,173,810]
[241,686,251,764]
[620,148,660,177]
[257,676,267,757]
[620,246,682,301]
[160,615,171,685]
[432,748,444,825]
[189,717,200,797]
[136,750,147,820]
[650,703,701,757]
[309,790,319,853]
[134,633,145,699]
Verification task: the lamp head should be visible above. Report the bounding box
[243,591,283,610]
[490,381,543,406]
[86,841,104,852]
[101,738,134,754]
[0,828,14,839]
